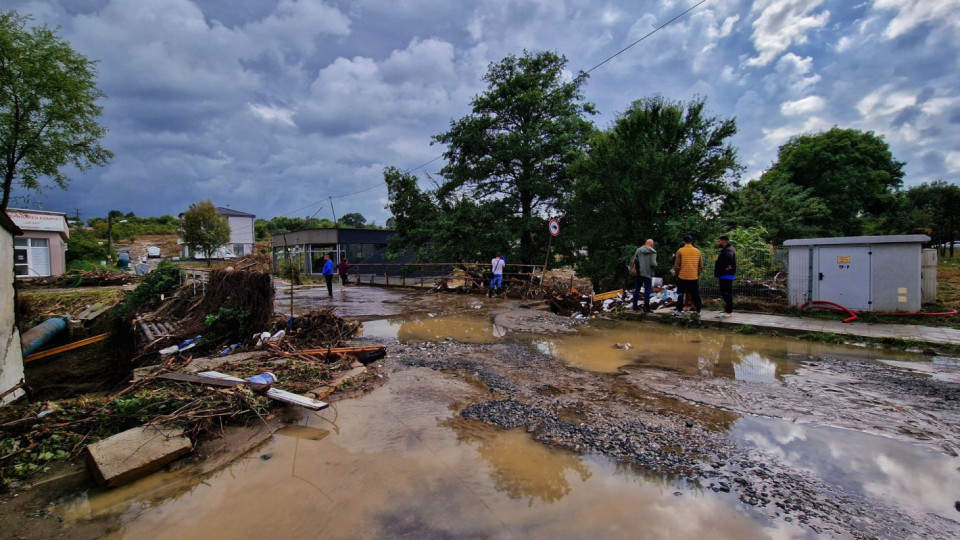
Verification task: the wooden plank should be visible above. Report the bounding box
[155,372,270,392]
[297,346,385,356]
[198,371,328,410]
[24,333,110,363]
[592,289,624,302]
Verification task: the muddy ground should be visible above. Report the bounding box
[366,303,960,539]
[3,288,960,539]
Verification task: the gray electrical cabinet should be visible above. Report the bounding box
[784,235,930,312]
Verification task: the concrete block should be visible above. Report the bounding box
[86,425,192,488]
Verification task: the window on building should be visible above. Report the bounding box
[13,238,51,277]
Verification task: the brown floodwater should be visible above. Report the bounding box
[362,312,929,382]
[59,369,792,539]
[54,300,960,539]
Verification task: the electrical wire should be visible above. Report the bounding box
[584,0,709,74]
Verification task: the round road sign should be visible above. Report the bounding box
[548,219,560,237]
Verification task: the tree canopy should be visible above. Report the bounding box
[562,95,741,290]
[340,212,367,228]
[731,127,904,239]
[0,11,112,211]
[432,50,595,262]
[181,200,230,266]
[905,180,960,256]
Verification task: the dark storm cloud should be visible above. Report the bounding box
[5,0,959,223]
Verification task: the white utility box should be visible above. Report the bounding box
[784,235,930,312]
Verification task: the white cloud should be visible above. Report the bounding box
[248,103,296,127]
[780,95,826,116]
[856,85,916,118]
[298,38,463,135]
[746,0,830,67]
[946,152,960,173]
[873,0,960,40]
[762,53,820,98]
[762,115,831,143]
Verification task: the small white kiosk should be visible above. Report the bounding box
[784,235,931,312]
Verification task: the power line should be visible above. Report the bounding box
[585,0,709,74]
[375,1,710,184]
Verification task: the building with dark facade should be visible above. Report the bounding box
[270,228,407,277]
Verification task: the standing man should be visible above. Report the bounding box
[673,235,703,317]
[337,256,351,292]
[714,235,737,317]
[489,253,505,297]
[633,239,657,312]
[322,253,334,298]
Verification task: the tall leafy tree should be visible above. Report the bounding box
[0,11,113,211]
[563,95,741,290]
[723,170,830,244]
[340,212,367,228]
[433,50,595,263]
[906,180,960,256]
[384,166,513,263]
[181,200,230,267]
[766,127,904,237]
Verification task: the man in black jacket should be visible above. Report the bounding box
[714,236,736,317]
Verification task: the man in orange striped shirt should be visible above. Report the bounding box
[673,235,703,317]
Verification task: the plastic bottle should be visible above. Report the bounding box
[245,372,277,385]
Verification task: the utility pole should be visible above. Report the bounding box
[107,214,113,258]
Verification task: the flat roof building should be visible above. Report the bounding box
[6,208,70,278]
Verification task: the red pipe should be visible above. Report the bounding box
[802,301,958,322]
[802,300,858,323]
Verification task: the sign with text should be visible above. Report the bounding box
[7,211,67,233]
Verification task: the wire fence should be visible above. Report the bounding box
[340,262,549,289]
[692,246,789,301]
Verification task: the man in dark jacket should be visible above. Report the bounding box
[632,239,657,312]
[714,236,736,317]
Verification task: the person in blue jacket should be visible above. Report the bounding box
[322,253,334,297]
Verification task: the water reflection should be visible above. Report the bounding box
[63,369,778,540]
[732,415,960,520]
[448,419,591,503]
[361,313,506,343]
[534,321,795,382]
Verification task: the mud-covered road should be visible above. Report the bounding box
[8,287,960,539]
[370,299,960,539]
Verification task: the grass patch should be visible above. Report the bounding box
[731,324,759,335]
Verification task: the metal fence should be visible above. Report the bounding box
[282,249,794,303]
[693,246,789,301]
[342,262,546,289]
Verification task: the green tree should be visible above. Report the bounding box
[0,11,112,211]
[433,50,595,263]
[384,166,513,263]
[722,170,830,244]
[765,127,904,237]
[563,95,741,290]
[906,180,960,256]
[181,200,230,266]
[340,212,367,228]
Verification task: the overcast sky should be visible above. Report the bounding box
[6,0,960,225]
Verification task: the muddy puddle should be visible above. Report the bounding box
[362,311,933,381]
[59,369,796,539]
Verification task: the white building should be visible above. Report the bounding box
[6,208,70,278]
[180,206,256,259]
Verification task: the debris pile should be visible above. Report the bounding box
[15,267,141,289]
